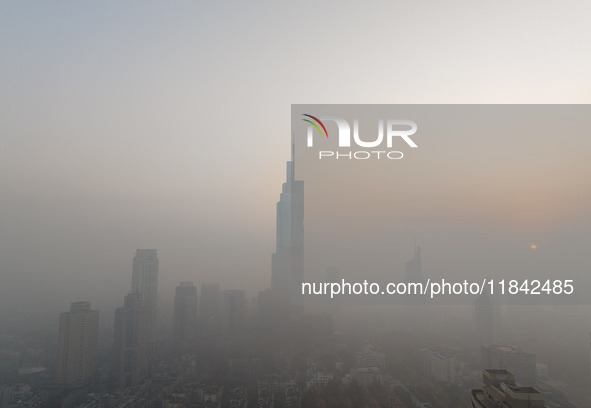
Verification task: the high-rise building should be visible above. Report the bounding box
[131,249,159,341]
[112,293,149,388]
[418,349,458,384]
[405,245,426,308]
[429,352,457,384]
[325,267,342,321]
[173,281,197,344]
[256,288,277,338]
[55,302,99,386]
[475,290,499,351]
[198,283,220,334]
[271,139,304,311]
[481,345,536,386]
[222,290,245,335]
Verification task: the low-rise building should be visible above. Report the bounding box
[471,369,545,408]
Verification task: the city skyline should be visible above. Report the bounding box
[3,138,591,406]
[1,1,591,406]
[2,1,591,324]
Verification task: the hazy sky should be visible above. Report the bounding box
[1,1,590,323]
[293,105,591,306]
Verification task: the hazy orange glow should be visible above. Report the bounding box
[531,244,537,250]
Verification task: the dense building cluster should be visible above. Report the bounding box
[0,154,584,408]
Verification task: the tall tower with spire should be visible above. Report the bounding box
[271,136,304,312]
[405,244,425,307]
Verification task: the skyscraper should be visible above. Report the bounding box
[222,290,245,335]
[112,293,149,388]
[271,139,304,311]
[131,249,159,341]
[326,267,342,322]
[173,281,197,344]
[198,283,220,334]
[475,290,499,350]
[256,288,275,337]
[55,302,99,387]
[405,245,425,307]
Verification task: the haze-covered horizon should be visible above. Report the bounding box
[2,2,591,328]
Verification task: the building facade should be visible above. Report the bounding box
[112,293,149,388]
[271,145,304,312]
[222,290,245,335]
[430,352,456,384]
[198,283,220,334]
[131,249,159,341]
[55,302,99,386]
[471,369,545,408]
[481,345,536,386]
[475,290,499,352]
[173,281,197,344]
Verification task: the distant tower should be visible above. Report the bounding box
[405,245,422,283]
[326,267,342,322]
[405,245,425,307]
[271,137,304,312]
[112,293,149,388]
[55,302,99,386]
[222,290,245,335]
[173,282,197,344]
[131,249,159,341]
[475,290,499,351]
[198,283,221,334]
[256,288,275,337]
